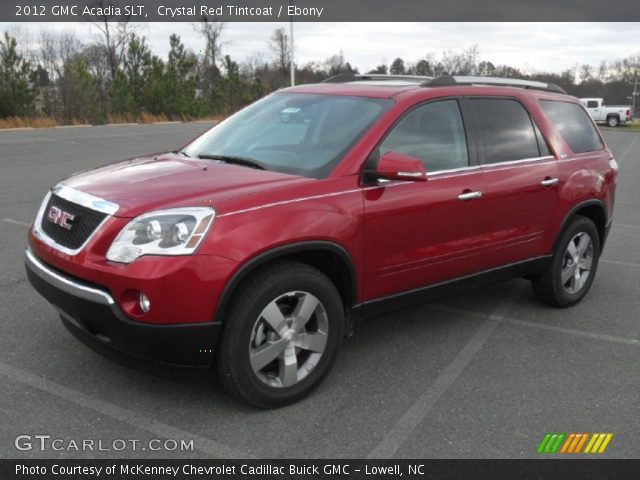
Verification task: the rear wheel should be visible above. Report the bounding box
[216,261,344,408]
[532,216,600,308]
[607,115,619,127]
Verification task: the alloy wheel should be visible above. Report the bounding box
[249,291,328,388]
[561,232,594,294]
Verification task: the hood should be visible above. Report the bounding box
[61,154,312,217]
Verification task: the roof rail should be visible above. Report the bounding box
[423,75,567,94]
[323,73,433,83]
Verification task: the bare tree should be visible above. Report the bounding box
[192,19,225,96]
[38,30,81,81]
[438,45,479,76]
[89,1,137,81]
[6,24,35,62]
[192,19,225,70]
[82,43,110,87]
[91,21,133,80]
[579,64,593,83]
[269,28,290,73]
[240,51,268,78]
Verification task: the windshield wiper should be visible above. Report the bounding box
[175,150,191,157]
[197,154,266,170]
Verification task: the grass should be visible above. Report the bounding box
[0,116,58,129]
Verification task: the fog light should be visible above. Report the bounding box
[139,292,151,313]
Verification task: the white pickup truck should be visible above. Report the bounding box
[580,98,632,127]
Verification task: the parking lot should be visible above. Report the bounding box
[0,124,638,459]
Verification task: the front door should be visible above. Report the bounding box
[363,98,487,301]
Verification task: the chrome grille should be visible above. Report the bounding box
[40,194,107,250]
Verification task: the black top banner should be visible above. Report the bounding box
[3,0,640,22]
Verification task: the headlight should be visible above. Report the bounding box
[106,207,215,264]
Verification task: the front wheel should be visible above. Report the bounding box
[532,216,600,308]
[216,261,344,408]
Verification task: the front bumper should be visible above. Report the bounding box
[25,249,220,366]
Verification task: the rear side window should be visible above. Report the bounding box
[587,100,598,108]
[539,100,604,153]
[470,98,541,164]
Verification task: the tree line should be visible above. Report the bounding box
[0,25,638,125]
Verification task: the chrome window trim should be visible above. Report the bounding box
[32,185,118,256]
[429,165,482,176]
[24,248,114,305]
[427,156,556,178]
[480,155,555,168]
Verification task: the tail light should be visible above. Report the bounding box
[626,109,631,117]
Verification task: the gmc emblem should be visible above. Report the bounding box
[47,206,75,230]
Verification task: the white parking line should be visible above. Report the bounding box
[431,304,640,347]
[601,258,640,269]
[0,361,252,458]
[614,223,640,230]
[617,134,639,163]
[2,218,30,227]
[367,283,527,459]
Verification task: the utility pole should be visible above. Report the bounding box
[289,18,295,86]
[632,74,638,120]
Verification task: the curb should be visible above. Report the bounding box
[599,126,640,134]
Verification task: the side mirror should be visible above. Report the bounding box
[376,151,427,182]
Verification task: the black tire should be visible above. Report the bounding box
[216,261,344,408]
[532,216,600,308]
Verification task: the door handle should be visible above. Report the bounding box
[458,191,482,201]
[541,177,559,187]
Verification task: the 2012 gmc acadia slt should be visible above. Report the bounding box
[25,75,617,407]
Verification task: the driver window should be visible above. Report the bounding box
[379,99,469,172]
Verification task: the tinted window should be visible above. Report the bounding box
[471,98,540,164]
[587,100,598,108]
[379,99,468,171]
[540,100,604,153]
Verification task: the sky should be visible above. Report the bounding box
[2,22,639,74]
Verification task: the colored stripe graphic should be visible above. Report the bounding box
[561,433,589,453]
[574,433,589,453]
[537,433,565,454]
[538,433,613,454]
[560,433,575,453]
[585,433,613,454]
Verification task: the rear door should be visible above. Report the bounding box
[362,98,487,301]
[468,97,559,268]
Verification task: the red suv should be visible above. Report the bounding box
[25,75,617,407]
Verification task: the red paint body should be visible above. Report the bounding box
[28,83,617,328]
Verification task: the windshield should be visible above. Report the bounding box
[183,93,392,179]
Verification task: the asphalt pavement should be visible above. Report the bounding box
[0,123,638,459]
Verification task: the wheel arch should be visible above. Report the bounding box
[553,199,608,254]
[212,241,358,325]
